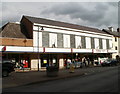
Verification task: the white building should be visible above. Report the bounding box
[0,15,117,70]
[103,27,120,59]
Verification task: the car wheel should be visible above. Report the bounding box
[2,70,9,77]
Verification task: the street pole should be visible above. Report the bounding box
[38,28,39,71]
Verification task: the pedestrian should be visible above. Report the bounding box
[87,57,90,67]
[82,57,86,67]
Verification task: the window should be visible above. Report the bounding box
[75,36,81,48]
[115,46,117,50]
[95,38,99,49]
[33,31,42,47]
[115,37,117,42]
[86,37,91,49]
[102,39,106,49]
[49,33,57,47]
[63,34,70,48]
[109,39,112,49]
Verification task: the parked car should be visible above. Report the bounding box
[101,59,119,67]
[73,62,83,68]
[1,59,15,77]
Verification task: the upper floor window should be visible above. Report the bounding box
[95,38,99,49]
[63,34,70,48]
[102,39,106,49]
[86,37,91,49]
[49,33,57,48]
[115,46,117,50]
[115,37,117,42]
[33,31,42,47]
[109,39,113,49]
[75,36,81,48]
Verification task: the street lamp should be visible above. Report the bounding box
[38,26,44,71]
[37,27,40,71]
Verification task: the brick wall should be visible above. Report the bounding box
[0,38,33,47]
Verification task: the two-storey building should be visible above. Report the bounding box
[0,15,116,70]
[103,27,120,59]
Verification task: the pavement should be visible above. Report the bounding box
[2,65,117,89]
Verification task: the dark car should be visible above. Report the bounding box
[1,59,15,77]
[101,59,118,67]
[74,62,83,68]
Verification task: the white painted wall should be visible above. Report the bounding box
[34,23,112,38]
[42,27,112,39]
[112,37,120,58]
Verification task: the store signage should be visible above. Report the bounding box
[93,49,107,53]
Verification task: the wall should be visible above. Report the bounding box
[0,38,33,47]
[33,26,112,50]
[21,17,33,39]
[112,37,119,58]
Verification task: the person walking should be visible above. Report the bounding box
[82,57,86,67]
[87,57,90,67]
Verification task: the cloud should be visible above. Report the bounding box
[1,2,118,30]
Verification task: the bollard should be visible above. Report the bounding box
[70,63,74,73]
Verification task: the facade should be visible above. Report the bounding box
[103,27,120,59]
[0,15,116,70]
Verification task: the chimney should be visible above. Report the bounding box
[117,28,120,32]
[108,27,114,32]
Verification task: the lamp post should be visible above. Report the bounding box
[37,27,40,71]
[38,26,44,71]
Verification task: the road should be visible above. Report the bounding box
[3,66,119,93]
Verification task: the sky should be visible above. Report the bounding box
[0,1,119,31]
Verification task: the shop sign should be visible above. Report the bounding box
[94,49,107,53]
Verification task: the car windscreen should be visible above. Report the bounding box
[2,60,11,63]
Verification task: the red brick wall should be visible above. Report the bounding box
[0,38,33,47]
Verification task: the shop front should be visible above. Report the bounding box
[2,53,31,69]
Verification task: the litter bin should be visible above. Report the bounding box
[46,66,59,77]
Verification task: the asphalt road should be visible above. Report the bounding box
[3,66,119,93]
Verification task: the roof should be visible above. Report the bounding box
[23,15,108,34]
[0,22,29,38]
[102,29,120,37]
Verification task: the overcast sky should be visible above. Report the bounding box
[1,2,119,31]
